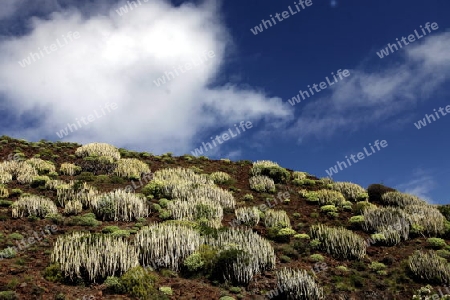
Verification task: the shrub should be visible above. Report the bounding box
[91,189,150,222]
[309,254,325,262]
[294,233,310,240]
[408,250,450,284]
[31,175,50,187]
[320,205,338,213]
[136,223,202,271]
[315,190,346,206]
[102,226,121,234]
[0,291,18,300]
[119,266,160,299]
[249,175,275,193]
[159,287,173,296]
[310,224,366,260]
[331,182,366,202]
[235,206,260,226]
[59,163,81,176]
[273,267,324,300]
[355,201,376,214]
[77,172,95,182]
[183,252,205,272]
[381,191,426,207]
[361,206,409,241]
[292,171,308,180]
[114,158,150,179]
[51,232,139,282]
[367,183,396,202]
[25,158,56,174]
[427,238,447,249]
[11,195,57,218]
[349,215,364,226]
[141,180,165,198]
[167,198,223,228]
[250,160,290,183]
[293,178,316,186]
[206,228,276,284]
[43,263,64,283]
[67,213,101,227]
[75,143,120,161]
[111,230,130,238]
[242,194,253,201]
[265,209,291,228]
[209,171,231,184]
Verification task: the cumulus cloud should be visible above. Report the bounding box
[287,32,450,142]
[0,0,292,154]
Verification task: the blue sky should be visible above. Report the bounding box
[0,0,449,204]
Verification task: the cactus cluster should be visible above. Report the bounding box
[91,189,150,221]
[114,158,150,179]
[209,171,231,184]
[331,182,366,202]
[0,160,38,184]
[381,191,427,207]
[51,232,139,282]
[75,143,121,161]
[274,267,324,300]
[167,197,223,228]
[408,250,450,285]
[315,189,346,206]
[403,204,446,236]
[59,163,81,176]
[206,228,276,284]
[264,209,291,228]
[235,206,260,226]
[25,158,56,174]
[151,168,235,209]
[249,175,276,193]
[309,224,366,260]
[135,223,202,271]
[0,184,9,198]
[11,194,58,218]
[362,206,410,241]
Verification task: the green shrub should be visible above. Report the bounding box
[111,230,130,238]
[331,182,366,202]
[142,180,165,198]
[31,175,50,187]
[293,178,316,186]
[427,238,447,249]
[43,263,63,283]
[293,233,310,240]
[67,213,101,226]
[0,200,13,207]
[159,198,170,208]
[159,287,173,296]
[369,261,386,271]
[250,161,290,183]
[183,252,205,272]
[76,172,95,182]
[349,215,364,226]
[355,201,376,214]
[119,266,160,299]
[209,171,231,184]
[320,205,338,213]
[8,233,24,240]
[309,254,325,262]
[102,226,120,233]
[242,194,254,201]
[0,291,18,300]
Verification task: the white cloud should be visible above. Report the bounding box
[288,32,450,142]
[396,168,436,204]
[0,0,292,154]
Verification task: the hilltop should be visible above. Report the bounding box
[0,135,449,300]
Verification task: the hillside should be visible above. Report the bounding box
[0,135,449,300]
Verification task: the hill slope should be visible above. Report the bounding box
[0,135,449,300]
